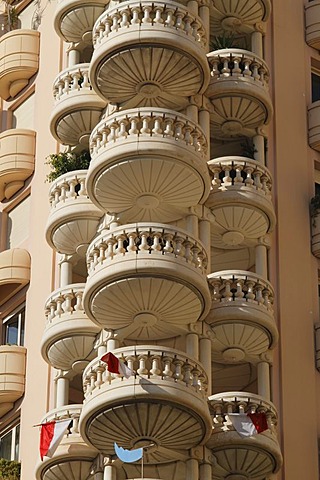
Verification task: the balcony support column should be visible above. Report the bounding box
[187,0,198,16]
[186,458,199,480]
[257,361,270,400]
[68,44,80,67]
[255,240,268,280]
[253,133,265,165]
[187,332,199,360]
[55,371,69,408]
[103,465,116,480]
[199,336,211,395]
[199,106,210,160]
[59,255,73,287]
[199,212,211,272]
[199,462,212,479]
[187,102,198,124]
[186,212,198,237]
[199,6,210,52]
[251,31,263,57]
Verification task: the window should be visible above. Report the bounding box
[12,94,35,129]
[3,306,25,346]
[0,424,20,461]
[6,196,31,250]
[312,73,320,103]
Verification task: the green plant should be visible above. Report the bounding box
[211,32,236,50]
[1,0,19,32]
[310,195,320,216]
[240,139,257,159]
[46,150,91,182]
[0,459,20,479]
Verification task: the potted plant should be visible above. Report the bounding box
[46,150,91,182]
[0,459,20,479]
[310,194,320,258]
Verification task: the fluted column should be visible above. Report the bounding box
[55,370,69,407]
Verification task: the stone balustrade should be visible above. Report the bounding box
[208,270,274,311]
[208,157,272,196]
[41,405,82,437]
[207,49,270,86]
[90,108,208,158]
[86,223,208,274]
[83,346,208,396]
[48,170,88,208]
[53,63,92,101]
[93,1,207,48]
[45,284,85,322]
[209,392,278,432]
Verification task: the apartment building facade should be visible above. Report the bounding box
[0,0,319,479]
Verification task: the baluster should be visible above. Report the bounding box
[238,401,247,414]
[173,236,184,257]
[118,119,128,138]
[74,290,83,311]
[254,170,262,189]
[120,9,130,27]
[163,356,173,379]
[184,125,193,146]
[191,245,200,267]
[154,6,164,24]
[211,60,220,78]
[152,116,163,135]
[83,376,90,396]
[222,280,233,302]
[111,13,120,32]
[59,183,68,202]
[92,249,99,267]
[164,118,174,137]
[183,362,192,386]
[191,131,200,151]
[79,177,87,196]
[71,72,79,90]
[57,81,63,99]
[260,67,266,85]
[90,370,97,390]
[221,55,231,75]
[151,232,162,252]
[192,368,200,391]
[191,20,199,41]
[243,58,252,77]
[214,403,224,428]
[101,128,109,147]
[98,243,107,262]
[184,15,192,35]
[114,234,126,255]
[234,164,244,183]
[172,358,183,381]
[174,121,184,140]
[63,75,71,94]
[49,302,56,321]
[71,416,79,434]
[127,232,137,253]
[233,55,242,75]
[165,8,174,27]
[139,231,150,252]
[261,175,269,194]
[128,116,139,135]
[163,233,174,253]
[106,238,116,259]
[68,179,77,199]
[55,297,64,316]
[245,280,255,301]
[222,166,232,186]
[95,365,105,388]
[255,285,263,304]
[53,189,60,206]
[141,116,151,134]
[64,292,73,313]
[211,167,222,188]
[175,11,183,30]
[150,356,161,376]
[234,279,244,299]
[82,70,89,88]
[263,289,272,309]
[244,166,254,186]
[126,356,135,374]
[131,7,140,24]
[142,5,152,23]
[137,355,148,376]
[211,281,222,301]
[252,62,260,81]
[183,240,192,263]
[103,19,111,37]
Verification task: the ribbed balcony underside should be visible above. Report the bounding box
[84,223,211,339]
[210,0,271,35]
[87,108,210,223]
[54,0,108,43]
[90,2,210,108]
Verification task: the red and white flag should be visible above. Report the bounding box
[39,419,71,460]
[228,413,268,437]
[101,352,134,379]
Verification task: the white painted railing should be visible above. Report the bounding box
[209,392,278,433]
[45,284,85,323]
[48,170,88,208]
[208,157,272,196]
[86,223,208,274]
[90,108,207,158]
[93,1,207,47]
[53,63,92,101]
[207,271,274,311]
[207,49,270,86]
[83,346,208,395]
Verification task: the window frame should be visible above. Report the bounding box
[2,304,25,347]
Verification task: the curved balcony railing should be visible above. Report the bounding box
[207,392,282,479]
[206,49,272,138]
[84,223,211,338]
[0,248,31,307]
[90,1,210,107]
[0,346,26,417]
[207,271,278,361]
[41,283,100,371]
[46,170,102,255]
[0,129,36,201]
[50,63,105,146]
[54,0,108,43]
[36,405,98,480]
[305,1,320,50]
[87,108,210,222]
[0,29,40,100]
[206,156,275,247]
[79,346,212,462]
[308,101,320,152]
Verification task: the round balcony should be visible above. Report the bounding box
[207,392,282,479]
[87,108,210,223]
[206,157,275,249]
[79,346,212,463]
[54,0,109,43]
[36,405,98,480]
[89,2,210,109]
[49,63,106,147]
[45,170,102,255]
[41,284,100,371]
[206,49,273,139]
[83,223,211,340]
[210,0,271,35]
[0,346,26,417]
[305,1,320,50]
[0,249,30,307]
[207,271,278,363]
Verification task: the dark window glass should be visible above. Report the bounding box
[312,73,320,102]
[0,431,12,460]
[3,307,25,346]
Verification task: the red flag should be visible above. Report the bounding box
[100,352,134,379]
[39,419,71,460]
